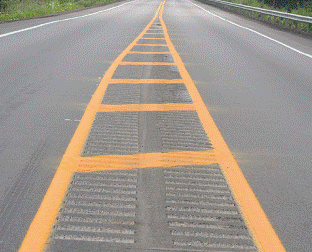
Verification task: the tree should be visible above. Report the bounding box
[0,0,6,12]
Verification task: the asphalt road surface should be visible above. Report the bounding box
[0,0,311,251]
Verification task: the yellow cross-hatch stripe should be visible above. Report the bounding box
[75,151,218,172]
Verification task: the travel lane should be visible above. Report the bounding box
[0,0,162,251]
[163,0,312,251]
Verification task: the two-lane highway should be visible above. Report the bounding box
[0,0,311,251]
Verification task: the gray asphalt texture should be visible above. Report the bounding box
[0,0,312,251]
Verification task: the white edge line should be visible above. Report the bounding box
[188,0,312,60]
[0,0,137,38]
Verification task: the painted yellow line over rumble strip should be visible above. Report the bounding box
[18,2,166,252]
[75,150,217,172]
[159,1,286,252]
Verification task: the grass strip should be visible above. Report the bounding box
[0,0,117,22]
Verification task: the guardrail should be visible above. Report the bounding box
[201,0,312,33]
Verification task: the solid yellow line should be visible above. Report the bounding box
[128,51,171,54]
[109,79,183,84]
[18,2,165,252]
[75,150,217,172]
[159,2,286,252]
[120,62,175,65]
[136,44,167,46]
[97,103,195,112]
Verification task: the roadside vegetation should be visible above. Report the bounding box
[223,0,312,16]
[220,0,312,32]
[0,0,115,21]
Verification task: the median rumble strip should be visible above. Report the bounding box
[19,1,286,251]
